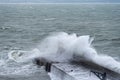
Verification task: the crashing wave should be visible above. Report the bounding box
[8,32,120,74]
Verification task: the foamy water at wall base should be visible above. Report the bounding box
[0,3,120,80]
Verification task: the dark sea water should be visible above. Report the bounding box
[0,3,120,80]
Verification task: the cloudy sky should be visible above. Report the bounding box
[0,0,120,3]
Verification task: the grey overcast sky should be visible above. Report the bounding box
[0,0,120,3]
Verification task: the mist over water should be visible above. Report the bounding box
[0,3,120,79]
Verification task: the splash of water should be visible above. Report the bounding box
[8,32,120,74]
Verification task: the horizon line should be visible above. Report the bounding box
[0,2,120,4]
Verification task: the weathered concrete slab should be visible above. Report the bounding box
[50,63,100,80]
[32,58,120,80]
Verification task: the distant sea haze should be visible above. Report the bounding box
[0,0,120,3]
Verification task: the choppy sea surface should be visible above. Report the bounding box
[0,3,120,80]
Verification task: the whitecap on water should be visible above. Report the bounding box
[44,18,56,21]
